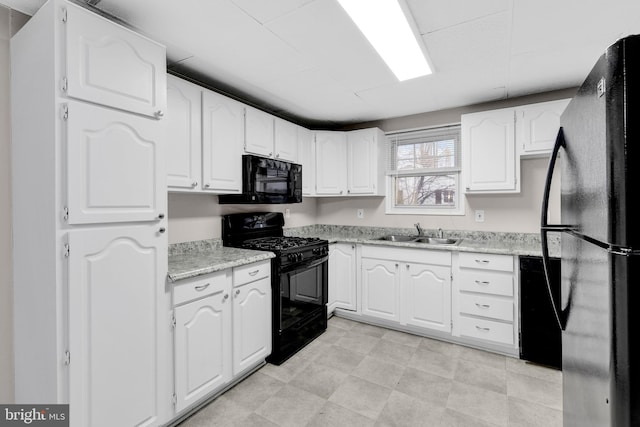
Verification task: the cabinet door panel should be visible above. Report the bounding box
[297,127,315,196]
[202,90,243,193]
[65,2,166,117]
[68,225,167,427]
[174,291,232,412]
[66,101,165,224]
[166,75,201,190]
[330,244,357,311]
[361,258,400,322]
[274,118,298,162]
[233,277,272,375]
[315,131,347,195]
[463,109,516,192]
[347,129,376,195]
[245,107,274,158]
[519,99,570,156]
[402,263,451,333]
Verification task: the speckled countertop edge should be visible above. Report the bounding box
[168,240,274,282]
[168,226,560,282]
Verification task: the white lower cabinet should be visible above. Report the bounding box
[361,258,401,322]
[68,225,170,427]
[360,246,451,334]
[173,271,232,413]
[232,275,272,376]
[452,252,518,351]
[328,243,357,313]
[172,260,271,416]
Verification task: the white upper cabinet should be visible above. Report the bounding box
[462,108,519,194]
[201,88,244,194]
[517,99,570,157]
[244,106,275,158]
[166,75,201,191]
[65,100,165,224]
[347,128,386,196]
[64,1,166,118]
[245,108,299,163]
[297,126,315,196]
[315,131,348,196]
[274,118,299,162]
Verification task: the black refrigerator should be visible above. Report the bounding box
[541,34,640,427]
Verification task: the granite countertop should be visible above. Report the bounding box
[168,225,560,282]
[284,225,561,258]
[167,240,274,282]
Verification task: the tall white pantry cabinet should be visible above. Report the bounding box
[11,1,171,427]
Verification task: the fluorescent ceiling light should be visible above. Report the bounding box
[337,0,432,81]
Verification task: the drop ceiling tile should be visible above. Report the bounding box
[266,0,397,92]
[356,66,508,119]
[406,0,509,34]
[423,11,510,74]
[510,0,640,56]
[507,45,602,98]
[230,0,315,24]
[263,67,378,122]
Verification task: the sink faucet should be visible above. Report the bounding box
[437,228,444,238]
[415,223,424,236]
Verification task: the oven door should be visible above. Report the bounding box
[278,256,328,331]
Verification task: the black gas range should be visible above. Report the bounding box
[222,212,328,365]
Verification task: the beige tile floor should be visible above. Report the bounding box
[179,316,563,427]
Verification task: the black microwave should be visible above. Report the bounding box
[218,155,302,204]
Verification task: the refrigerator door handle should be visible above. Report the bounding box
[541,128,569,331]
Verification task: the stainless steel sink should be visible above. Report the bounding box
[377,234,419,242]
[376,235,461,245]
[413,237,461,245]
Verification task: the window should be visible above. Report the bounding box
[386,124,464,215]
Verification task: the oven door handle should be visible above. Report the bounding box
[281,255,328,273]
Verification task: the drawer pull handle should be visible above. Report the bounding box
[195,283,210,291]
[475,259,490,264]
[248,269,260,276]
[475,280,490,285]
[475,303,491,309]
[475,325,491,332]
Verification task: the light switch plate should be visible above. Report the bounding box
[357,209,364,219]
[475,210,485,222]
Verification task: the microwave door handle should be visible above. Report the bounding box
[540,128,569,331]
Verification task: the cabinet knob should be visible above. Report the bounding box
[159,227,166,234]
[347,190,350,193]
[191,182,198,187]
[154,110,164,119]
[158,213,165,219]
[205,183,210,188]
[340,190,343,195]
[235,289,240,297]
[269,152,273,157]
[223,294,229,301]
[276,153,280,158]
[395,263,399,267]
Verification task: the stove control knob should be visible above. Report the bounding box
[288,254,296,262]
[297,253,304,261]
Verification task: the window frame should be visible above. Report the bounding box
[385,124,465,216]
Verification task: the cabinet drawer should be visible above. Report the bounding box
[458,316,514,346]
[173,270,230,306]
[459,252,513,272]
[458,271,513,296]
[233,260,271,286]
[459,294,513,322]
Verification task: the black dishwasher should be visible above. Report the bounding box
[519,255,562,370]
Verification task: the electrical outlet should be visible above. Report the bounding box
[285,208,291,219]
[475,210,485,222]
[357,209,364,219]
